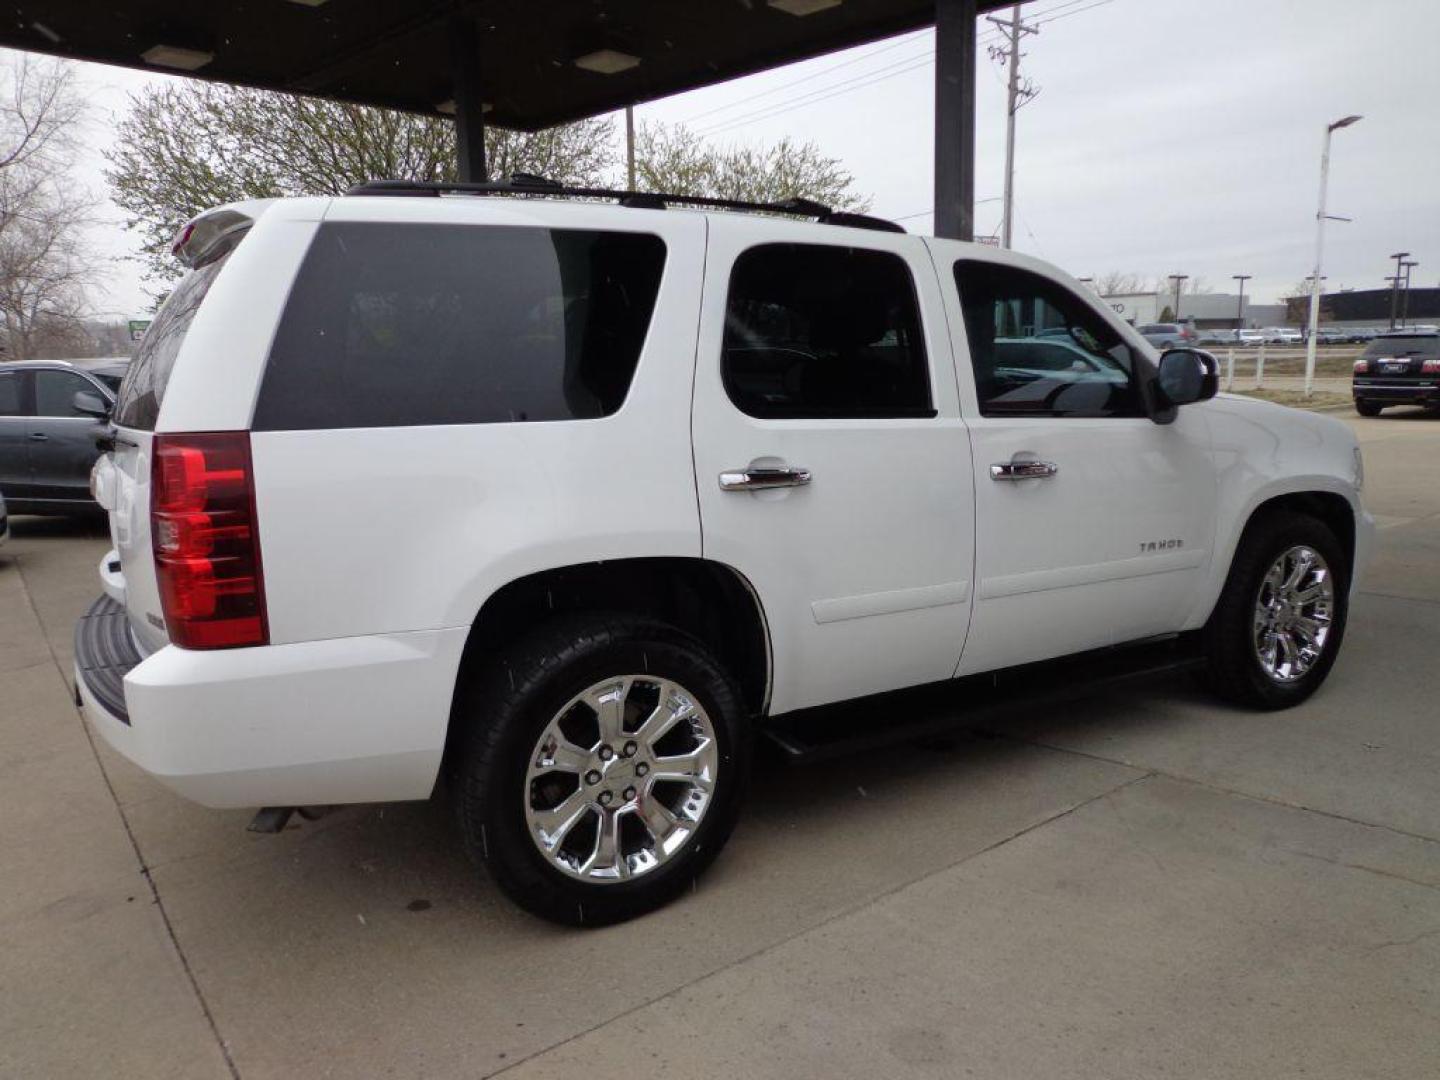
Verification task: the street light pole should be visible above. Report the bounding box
[1168,274,1188,321]
[1305,114,1362,397]
[1388,252,1410,329]
[1400,260,1418,327]
[1232,274,1251,332]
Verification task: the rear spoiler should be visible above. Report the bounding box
[170,200,274,268]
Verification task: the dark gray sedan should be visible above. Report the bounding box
[0,359,125,515]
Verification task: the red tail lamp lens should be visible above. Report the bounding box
[151,432,267,649]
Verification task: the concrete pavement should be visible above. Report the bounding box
[2,408,1437,1079]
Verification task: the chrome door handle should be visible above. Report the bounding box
[990,460,1058,481]
[28,432,49,441]
[719,466,813,492]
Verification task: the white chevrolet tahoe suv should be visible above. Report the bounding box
[76,180,1373,925]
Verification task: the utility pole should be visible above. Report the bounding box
[1168,274,1188,321]
[625,105,636,190]
[1400,260,1418,327]
[1232,274,1251,332]
[1304,114,1362,397]
[987,4,1038,249]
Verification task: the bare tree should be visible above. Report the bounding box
[1094,271,1146,295]
[1151,274,1209,296]
[634,123,868,211]
[0,52,96,361]
[106,83,617,292]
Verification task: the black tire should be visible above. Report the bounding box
[1355,400,1383,417]
[451,613,750,926]
[1199,510,1349,709]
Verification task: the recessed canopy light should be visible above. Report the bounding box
[768,0,843,15]
[284,0,330,6]
[141,44,214,71]
[573,49,640,75]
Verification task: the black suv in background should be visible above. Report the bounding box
[1352,331,1440,416]
[0,359,124,514]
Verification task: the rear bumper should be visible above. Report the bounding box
[1353,380,1439,405]
[74,595,469,809]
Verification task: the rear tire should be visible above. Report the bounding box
[1355,400,1383,417]
[1199,510,1349,709]
[452,613,750,926]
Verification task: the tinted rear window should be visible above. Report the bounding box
[253,223,666,431]
[113,252,233,430]
[1363,335,1440,358]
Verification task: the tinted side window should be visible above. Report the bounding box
[34,370,96,417]
[0,372,23,417]
[113,251,233,430]
[953,260,1144,419]
[254,223,666,430]
[722,243,932,420]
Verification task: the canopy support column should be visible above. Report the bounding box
[934,0,977,240]
[451,14,487,182]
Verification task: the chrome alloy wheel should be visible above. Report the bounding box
[524,676,719,883]
[1252,544,1335,683]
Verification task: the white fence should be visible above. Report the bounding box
[1215,346,1357,393]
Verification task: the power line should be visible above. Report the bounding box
[695,52,937,137]
[679,29,931,125]
[686,20,1022,132]
[691,0,1118,138]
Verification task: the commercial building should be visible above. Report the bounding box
[1283,287,1440,329]
[1097,291,1286,330]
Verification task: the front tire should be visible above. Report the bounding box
[1355,400,1383,417]
[452,614,750,926]
[1199,510,1349,709]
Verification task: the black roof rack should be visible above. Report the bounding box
[345,176,905,234]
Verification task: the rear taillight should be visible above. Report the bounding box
[151,432,267,649]
[1354,359,1369,373]
[1423,358,1440,374]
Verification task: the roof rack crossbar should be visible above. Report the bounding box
[345,177,904,233]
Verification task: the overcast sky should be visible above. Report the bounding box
[53,0,1440,318]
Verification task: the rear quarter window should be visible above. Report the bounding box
[113,252,233,430]
[252,222,667,430]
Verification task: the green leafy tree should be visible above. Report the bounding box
[107,89,870,296]
[634,122,868,211]
[106,83,616,291]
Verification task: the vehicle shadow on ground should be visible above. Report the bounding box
[5,513,110,540]
[1364,406,1439,422]
[221,669,1195,927]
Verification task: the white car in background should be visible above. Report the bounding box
[75,181,1373,925]
[1264,327,1303,345]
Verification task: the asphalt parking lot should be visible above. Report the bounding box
[2,409,1438,1080]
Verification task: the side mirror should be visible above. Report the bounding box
[73,390,110,420]
[1155,348,1219,414]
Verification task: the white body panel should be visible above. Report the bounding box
[691,216,975,714]
[251,197,707,645]
[79,627,468,807]
[78,195,1372,810]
